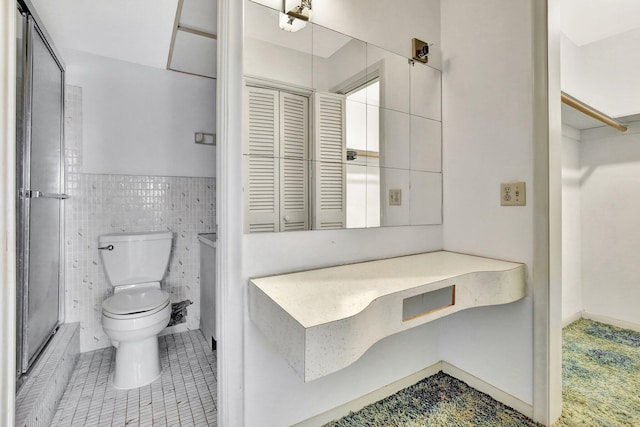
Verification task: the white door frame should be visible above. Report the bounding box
[216,0,245,425]
[531,0,563,425]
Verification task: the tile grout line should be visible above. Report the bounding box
[70,351,96,425]
[88,346,111,425]
[189,330,215,418]
[184,331,206,424]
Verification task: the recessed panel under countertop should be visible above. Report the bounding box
[250,251,524,328]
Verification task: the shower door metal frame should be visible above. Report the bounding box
[16,0,66,376]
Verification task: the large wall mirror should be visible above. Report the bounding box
[243,0,442,233]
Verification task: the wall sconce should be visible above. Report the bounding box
[279,0,312,32]
[412,38,432,64]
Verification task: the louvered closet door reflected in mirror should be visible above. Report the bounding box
[312,92,346,230]
[244,85,310,233]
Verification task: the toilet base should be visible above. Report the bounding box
[111,336,162,389]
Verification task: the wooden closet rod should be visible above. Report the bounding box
[561,92,627,132]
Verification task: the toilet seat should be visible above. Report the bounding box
[102,288,170,320]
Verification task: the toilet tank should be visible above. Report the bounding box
[99,231,173,287]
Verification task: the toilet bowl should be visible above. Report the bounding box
[98,231,173,389]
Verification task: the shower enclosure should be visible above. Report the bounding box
[15,0,66,378]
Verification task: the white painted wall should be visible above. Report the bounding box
[244,37,313,89]
[560,0,640,47]
[580,121,640,326]
[561,30,640,118]
[61,49,216,178]
[440,0,535,405]
[30,0,177,69]
[559,35,588,106]
[561,125,582,323]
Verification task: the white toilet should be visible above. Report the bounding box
[98,231,173,389]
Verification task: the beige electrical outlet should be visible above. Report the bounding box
[389,189,402,206]
[500,182,526,206]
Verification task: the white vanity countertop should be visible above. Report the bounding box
[250,251,523,328]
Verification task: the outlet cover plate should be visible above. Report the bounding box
[389,189,402,206]
[500,182,526,206]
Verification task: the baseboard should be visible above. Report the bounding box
[562,310,584,327]
[292,360,534,426]
[292,362,443,427]
[441,361,533,419]
[582,312,640,333]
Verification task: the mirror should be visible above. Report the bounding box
[243,0,442,233]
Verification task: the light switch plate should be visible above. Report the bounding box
[389,189,402,206]
[500,182,526,206]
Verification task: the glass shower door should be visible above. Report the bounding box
[17,15,65,374]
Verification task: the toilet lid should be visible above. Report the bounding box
[102,288,170,315]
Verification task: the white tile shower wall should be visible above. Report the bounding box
[64,85,216,352]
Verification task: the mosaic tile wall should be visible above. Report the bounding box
[64,85,216,352]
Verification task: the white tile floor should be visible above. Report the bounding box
[51,330,217,427]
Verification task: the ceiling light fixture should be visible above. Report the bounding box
[279,0,312,32]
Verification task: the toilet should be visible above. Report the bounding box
[98,231,173,389]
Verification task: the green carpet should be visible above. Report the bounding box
[555,319,640,426]
[325,319,640,426]
[323,371,539,427]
